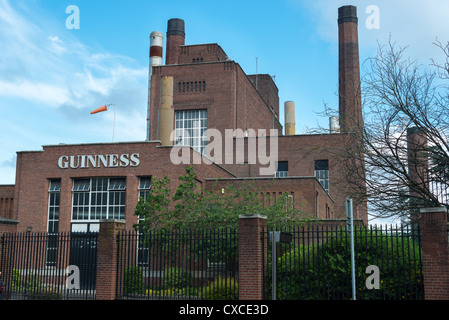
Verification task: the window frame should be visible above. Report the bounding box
[71,177,126,222]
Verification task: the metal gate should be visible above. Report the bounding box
[69,232,98,291]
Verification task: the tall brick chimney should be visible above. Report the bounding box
[166,18,185,65]
[407,127,429,204]
[338,5,362,133]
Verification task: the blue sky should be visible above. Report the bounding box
[1,0,449,191]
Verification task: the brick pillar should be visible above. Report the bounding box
[238,214,267,300]
[96,219,125,300]
[420,207,449,300]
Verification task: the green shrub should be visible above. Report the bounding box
[203,276,238,300]
[275,227,423,300]
[11,269,62,300]
[163,267,191,289]
[11,269,23,291]
[124,266,145,294]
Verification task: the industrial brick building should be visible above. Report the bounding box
[0,5,367,234]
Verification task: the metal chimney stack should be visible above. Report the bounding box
[284,101,296,135]
[329,116,340,133]
[158,76,174,146]
[146,31,163,141]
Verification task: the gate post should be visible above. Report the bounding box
[420,207,449,300]
[238,214,267,300]
[96,219,125,300]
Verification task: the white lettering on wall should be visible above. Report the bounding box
[58,153,140,169]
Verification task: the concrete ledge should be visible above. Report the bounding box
[99,219,126,224]
[0,217,19,225]
[239,214,267,219]
[420,207,448,213]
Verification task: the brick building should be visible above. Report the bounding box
[0,5,367,234]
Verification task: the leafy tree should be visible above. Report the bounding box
[133,175,171,233]
[134,166,312,231]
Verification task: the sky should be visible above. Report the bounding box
[1,0,448,223]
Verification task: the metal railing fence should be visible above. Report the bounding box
[115,228,238,300]
[263,224,423,300]
[0,232,97,300]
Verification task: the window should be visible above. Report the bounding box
[47,179,61,233]
[46,179,61,266]
[275,161,288,177]
[285,194,293,211]
[138,176,152,201]
[72,178,126,222]
[137,176,152,267]
[174,109,208,154]
[315,160,329,193]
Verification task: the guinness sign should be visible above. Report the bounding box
[58,153,140,169]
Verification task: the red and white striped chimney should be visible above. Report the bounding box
[146,31,163,141]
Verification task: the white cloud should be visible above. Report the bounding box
[47,36,67,55]
[0,0,147,111]
[0,0,149,184]
[0,80,70,107]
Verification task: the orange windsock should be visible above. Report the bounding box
[90,105,108,114]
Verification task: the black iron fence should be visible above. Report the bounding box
[0,224,425,300]
[0,232,97,300]
[116,228,239,300]
[263,224,423,300]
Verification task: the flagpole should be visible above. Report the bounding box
[112,103,116,143]
[90,103,116,142]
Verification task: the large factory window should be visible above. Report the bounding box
[315,160,329,193]
[72,178,126,222]
[46,179,61,266]
[174,109,208,154]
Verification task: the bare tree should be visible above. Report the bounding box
[322,39,449,223]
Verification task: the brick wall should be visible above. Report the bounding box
[177,43,229,64]
[0,185,14,220]
[247,74,279,118]
[217,134,367,223]
[149,61,282,144]
[14,141,235,233]
[0,218,18,235]
[205,177,335,220]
